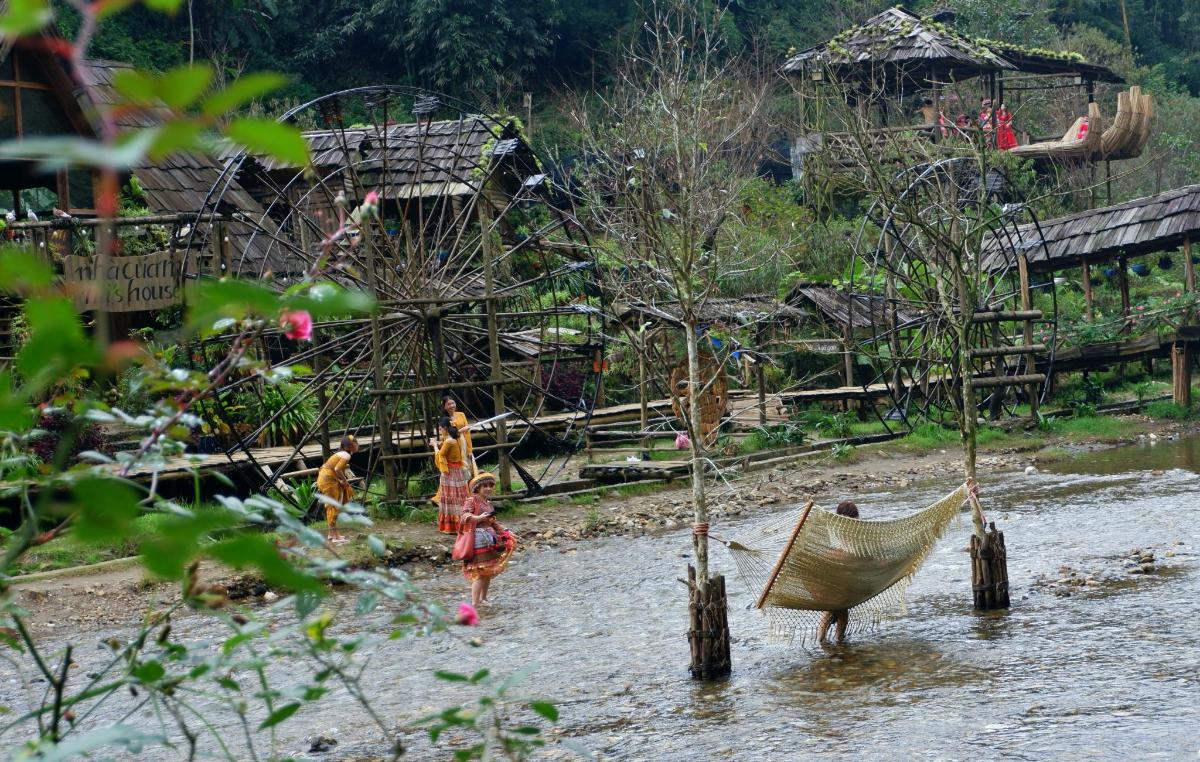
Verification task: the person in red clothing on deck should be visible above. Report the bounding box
[996,103,1018,150]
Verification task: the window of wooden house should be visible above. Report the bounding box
[0,50,75,137]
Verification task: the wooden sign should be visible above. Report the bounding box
[61,250,196,312]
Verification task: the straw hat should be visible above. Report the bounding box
[469,472,497,493]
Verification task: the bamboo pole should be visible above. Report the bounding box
[1017,254,1039,417]
[1082,260,1094,321]
[1185,237,1195,294]
[363,227,398,501]
[755,499,814,609]
[478,198,512,491]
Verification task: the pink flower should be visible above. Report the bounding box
[363,190,379,207]
[455,603,479,626]
[1137,305,1146,311]
[675,432,691,450]
[280,310,313,341]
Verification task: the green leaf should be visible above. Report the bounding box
[0,0,52,35]
[112,69,159,106]
[226,118,309,167]
[0,372,34,431]
[434,671,469,682]
[203,73,289,117]
[355,591,379,616]
[185,278,282,334]
[208,535,323,593]
[139,510,237,579]
[469,669,489,684]
[17,297,97,383]
[530,702,558,722]
[147,120,205,161]
[367,534,386,556]
[0,249,54,291]
[142,0,184,12]
[70,478,142,543]
[258,702,301,730]
[131,661,165,684]
[94,0,136,19]
[513,726,542,735]
[216,677,240,691]
[157,65,214,110]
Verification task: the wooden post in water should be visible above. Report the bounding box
[687,565,731,680]
[970,522,1010,610]
[1018,254,1039,418]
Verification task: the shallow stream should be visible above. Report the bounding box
[6,436,1199,759]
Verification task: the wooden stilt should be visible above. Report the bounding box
[687,565,731,680]
[1017,255,1039,418]
[970,522,1010,610]
[1081,260,1094,322]
[755,327,768,426]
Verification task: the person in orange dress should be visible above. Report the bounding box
[431,417,470,533]
[316,435,358,544]
[459,472,516,607]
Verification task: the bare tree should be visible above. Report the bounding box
[569,1,777,600]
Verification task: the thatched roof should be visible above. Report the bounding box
[783,7,1119,92]
[76,60,280,272]
[231,117,541,203]
[612,296,809,329]
[787,283,922,331]
[979,185,1200,274]
[783,7,1012,89]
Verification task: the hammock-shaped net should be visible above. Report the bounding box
[725,483,968,644]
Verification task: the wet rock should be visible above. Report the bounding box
[307,733,338,752]
[263,591,279,603]
[1024,466,1037,475]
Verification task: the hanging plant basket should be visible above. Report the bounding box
[1158,255,1173,271]
[1130,263,1151,277]
[1103,266,1119,279]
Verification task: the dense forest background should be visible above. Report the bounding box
[57,0,1200,207]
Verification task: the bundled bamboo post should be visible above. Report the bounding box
[1172,341,1192,408]
[687,565,731,680]
[970,522,1010,610]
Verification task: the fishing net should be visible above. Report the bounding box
[724,483,968,644]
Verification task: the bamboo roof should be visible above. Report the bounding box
[783,7,1119,92]
[76,60,281,272]
[783,7,1012,87]
[979,185,1200,274]
[786,283,922,331]
[232,117,540,201]
[612,296,809,329]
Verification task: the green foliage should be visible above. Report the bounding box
[241,381,316,446]
[800,409,853,439]
[741,422,807,452]
[418,668,557,759]
[1144,401,1196,420]
[831,441,856,461]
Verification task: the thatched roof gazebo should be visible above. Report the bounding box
[782,7,1013,96]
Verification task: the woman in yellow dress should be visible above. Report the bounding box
[431,417,471,533]
[316,435,359,544]
[432,393,475,507]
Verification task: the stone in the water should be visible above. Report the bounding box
[1024,465,1037,475]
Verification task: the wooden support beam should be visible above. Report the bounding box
[972,373,1048,389]
[1185,237,1196,295]
[971,309,1043,323]
[1119,256,1131,319]
[970,344,1048,358]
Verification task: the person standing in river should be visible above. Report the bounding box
[459,472,516,608]
[817,499,860,644]
[431,417,470,534]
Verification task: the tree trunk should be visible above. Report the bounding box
[684,320,709,590]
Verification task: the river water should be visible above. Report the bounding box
[5,436,1199,759]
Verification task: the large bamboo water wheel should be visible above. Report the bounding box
[193,88,603,500]
[850,157,1057,428]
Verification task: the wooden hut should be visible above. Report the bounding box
[980,185,1200,405]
